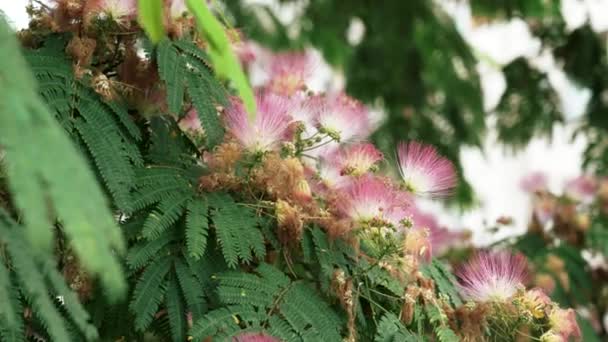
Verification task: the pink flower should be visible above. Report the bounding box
[169,0,188,18]
[268,51,316,96]
[565,175,596,203]
[315,143,383,190]
[224,92,294,152]
[404,228,432,263]
[520,171,548,193]
[88,0,137,22]
[315,92,371,144]
[396,141,456,198]
[457,251,528,302]
[549,308,581,341]
[178,108,203,134]
[335,176,407,226]
[233,332,281,342]
[337,143,383,176]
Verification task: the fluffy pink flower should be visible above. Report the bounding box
[178,108,203,134]
[335,176,407,226]
[457,251,528,302]
[315,92,372,144]
[315,143,383,190]
[396,141,456,198]
[88,0,137,22]
[565,175,596,203]
[168,0,188,18]
[268,51,316,96]
[233,332,281,342]
[520,171,548,193]
[337,143,383,176]
[224,92,294,152]
[549,308,581,341]
[404,228,432,263]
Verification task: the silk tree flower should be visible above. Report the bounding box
[289,92,319,140]
[396,141,456,198]
[315,143,383,190]
[403,228,432,263]
[224,92,294,152]
[178,108,203,135]
[86,0,137,23]
[548,307,581,341]
[268,51,317,96]
[520,171,548,193]
[565,175,596,203]
[335,175,407,227]
[337,143,383,176]
[315,92,372,144]
[520,288,552,319]
[233,332,281,342]
[457,251,528,302]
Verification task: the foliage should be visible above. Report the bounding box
[0,2,589,342]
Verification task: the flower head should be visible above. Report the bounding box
[397,141,456,198]
[549,308,581,341]
[335,176,407,227]
[233,332,281,342]
[268,51,316,96]
[565,175,596,203]
[178,108,203,134]
[520,171,548,193]
[403,228,432,263]
[457,251,528,302]
[521,288,552,319]
[315,92,371,144]
[337,143,383,176]
[88,0,137,23]
[224,92,294,152]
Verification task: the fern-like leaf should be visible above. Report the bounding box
[157,40,186,114]
[421,260,462,307]
[142,195,190,240]
[208,193,265,268]
[186,197,210,259]
[166,277,187,342]
[174,259,207,320]
[127,230,176,269]
[375,313,421,342]
[130,258,172,331]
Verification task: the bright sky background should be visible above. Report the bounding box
[2,0,605,245]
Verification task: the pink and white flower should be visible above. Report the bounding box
[233,332,281,342]
[520,171,548,193]
[337,143,383,176]
[315,92,371,144]
[549,308,581,341]
[88,0,137,23]
[268,51,317,96]
[315,143,383,190]
[178,108,203,135]
[396,141,456,198]
[335,175,407,226]
[224,92,294,152]
[457,251,528,302]
[565,175,596,203]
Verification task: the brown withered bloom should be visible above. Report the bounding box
[275,200,304,248]
[66,36,97,70]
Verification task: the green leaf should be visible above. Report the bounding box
[138,0,166,44]
[166,277,187,342]
[186,0,257,119]
[157,40,186,114]
[0,16,126,299]
[186,198,210,259]
[130,258,172,331]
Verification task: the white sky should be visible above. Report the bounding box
[3,0,606,245]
